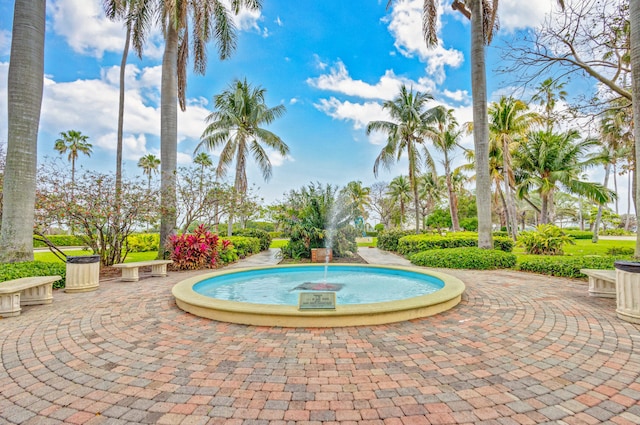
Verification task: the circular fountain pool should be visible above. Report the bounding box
[172,264,465,327]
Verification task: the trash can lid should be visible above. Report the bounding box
[66,255,100,264]
[614,260,640,272]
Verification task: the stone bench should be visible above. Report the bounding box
[0,275,62,317]
[580,268,616,298]
[112,260,173,282]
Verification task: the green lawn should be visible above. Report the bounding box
[513,238,635,257]
[270,239,289,249]
[34,250,158,263]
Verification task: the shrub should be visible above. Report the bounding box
[127,233,159,252]
[377,229,413,252]
[517,255,631,278]
[410,247,517,270]
[218,239,239,264]
[269,231,284,239]
[601,228,634,236]
[167,225,223,270]
[397,233,514,256]
[564,230,593,239]
[374,223,385,232]
[332,225,359,257]
[493,237,515,252]
[232,228,271,251]
[459,217,478,231]
[227,236,261,258]
[0,262,66,289]
[517,224,574,255]
[281,239,309,260]
[606,246,635,256]
[33,234,86,248]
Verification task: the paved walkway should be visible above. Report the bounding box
[1,249,639,424]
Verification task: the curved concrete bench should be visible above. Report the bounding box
[112,260,172,282]
[580,269,616,298]
[0,275,62,317]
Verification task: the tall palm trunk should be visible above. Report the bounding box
[469,0,493,248]
[408,143,420,233]
[592,159,611,243]
[0,0,46,262]
[159,24,178,258]
[443,153,460,231]
[503,140,518,239]
[632,0,640,257]
[116,23,131,212]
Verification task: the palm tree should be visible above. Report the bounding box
[514,130,614,224]
[387,175,412,228]
[138,154,161,190]
[193,151,213,191]
[367,84,437,233]
[417,171,444,228]
[342,181,371,222]
[0,0,46,262]
[102,0,153,206]
[158,0,262,255]
[531,77,567,133]
[426,106,463,231]
[409,0,565,248]
[195,78,288,236]
[54,130,93,192]
[488,96,540,239]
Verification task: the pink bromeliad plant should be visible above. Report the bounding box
[167,224,234,270]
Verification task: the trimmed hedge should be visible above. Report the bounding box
[376,229,413,252]
[398,234,514,255]
[564,230,593,240]
[127,233,159,252]
[410,247,517,270]
[227,236,261,258]
[33,235,86,248]
[0,262,66,289]
[517,255,632,278]
[232,228,272,251]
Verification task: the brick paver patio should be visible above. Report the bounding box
[1,249,639,424]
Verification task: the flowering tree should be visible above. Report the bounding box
[37,164,158,265]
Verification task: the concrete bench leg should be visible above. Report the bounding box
[21,284,53,305]
[120,268,140,282]
[150,264,168,277]
[0,292,22,317]
[588,276,616,298]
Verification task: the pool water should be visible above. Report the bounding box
[193,265,444,305]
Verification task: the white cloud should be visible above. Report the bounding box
[0,29,10,56]
[48,0,133,58]
[307,60,435,100]
[386,0,463,83]
[47,0,260,60]
[442,89,470,104]
[314,97,388,130]
[499,0,559,32]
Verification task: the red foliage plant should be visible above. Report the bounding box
[167,224,222,270]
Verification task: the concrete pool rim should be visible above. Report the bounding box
[172,264,466,327]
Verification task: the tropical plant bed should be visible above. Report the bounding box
[279,254,367,265]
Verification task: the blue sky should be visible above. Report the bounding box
[1,0,577,205]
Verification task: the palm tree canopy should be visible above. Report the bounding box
[195,78,288,195]
[514,130,615,205]
[161,0,262,111]
[193,152,213,168]
[137,153,161,177]
[54,130,92,163]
